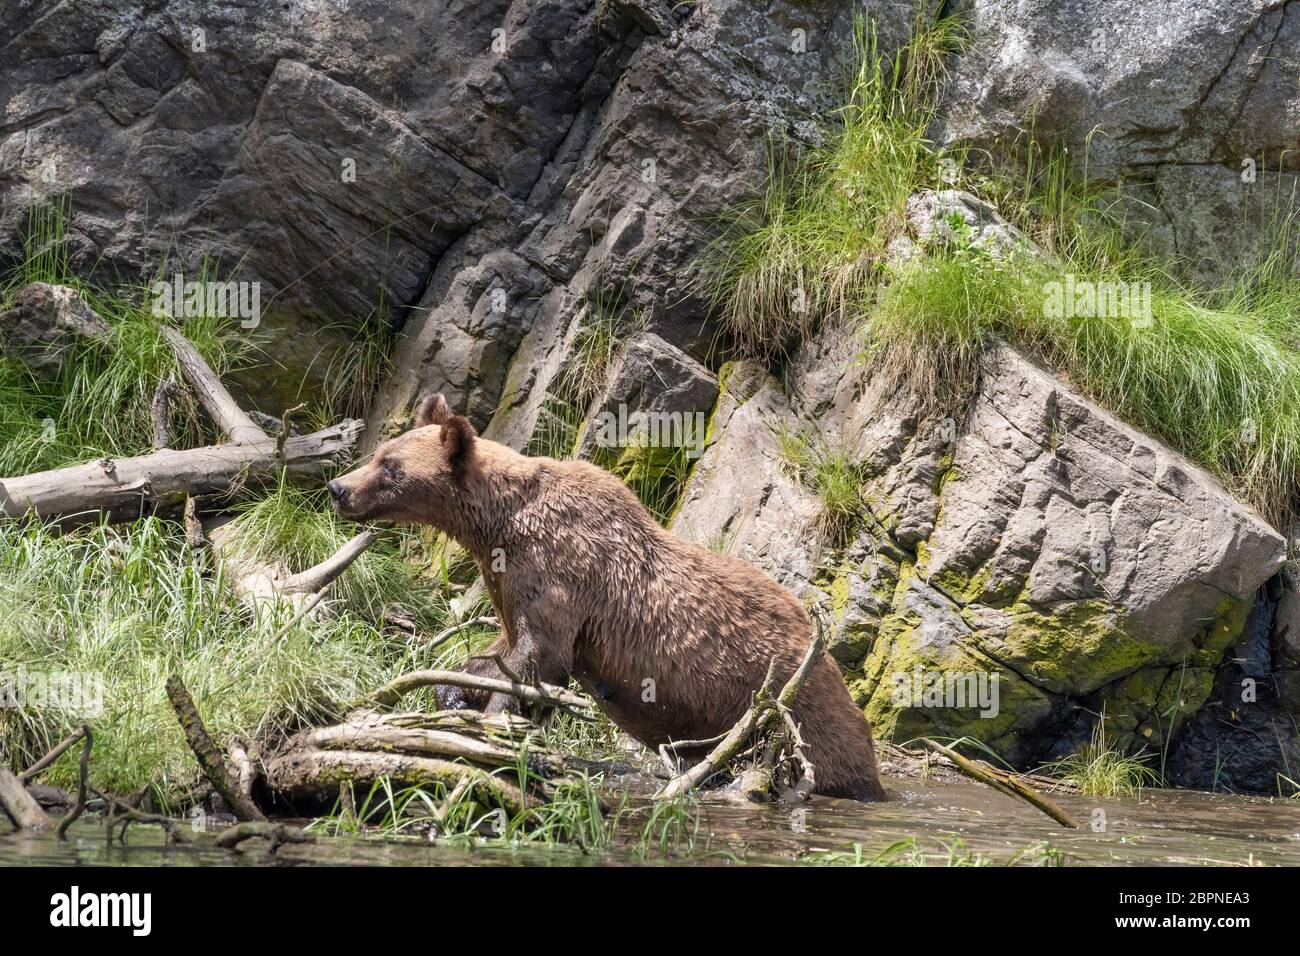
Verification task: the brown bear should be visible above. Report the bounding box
[328,394,885,800]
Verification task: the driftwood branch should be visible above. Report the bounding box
[283,530,380,594]
[55,726,92,839]
[0,420,363,522]
[159,325,266,443]
[362,670,592,712]
[89,787,192,845]
[659,661,777,800]
[660,620,826,801]
[215,821,314,852]
[20,727,87,783]
[165,674,266,822]
[276,402,307,465]
[920,738,1080,829]
[420,615,500,650]
[270,530,382,640]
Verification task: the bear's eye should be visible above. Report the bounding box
[382,459,404,481]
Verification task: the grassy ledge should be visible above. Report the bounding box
[700,11,1300,524]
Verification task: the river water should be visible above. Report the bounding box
[4,778,1299,866]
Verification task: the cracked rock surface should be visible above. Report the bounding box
[933,0,1300,286]
[673,331,1287,766]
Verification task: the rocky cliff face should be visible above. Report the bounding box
[934,0,1300,287]
[4,0,1298,788]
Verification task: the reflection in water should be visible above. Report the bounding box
[4,778,1300,867]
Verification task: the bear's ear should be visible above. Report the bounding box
[415,393,451,428]
[441,414,477,469]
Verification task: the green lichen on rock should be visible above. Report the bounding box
[853,598,1055,760]
[966,599,1161,696]
[845,536,1258,764]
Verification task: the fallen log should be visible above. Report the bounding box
[0,767,53,830]
[264,748,531,815]
[0,419,363,522]
[287,709,565,775]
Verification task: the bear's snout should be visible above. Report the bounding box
[327,479,349,510]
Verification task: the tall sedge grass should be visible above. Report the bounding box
[698,11,968,357]
[1041,713,1160,798]
[0,201,459,797]
[0,515,435,798]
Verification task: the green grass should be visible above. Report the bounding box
[702,10,1300,523]
[776,425,865,543]
[698,10,969,357]
[0,515,431,798]
[1041,714,1160,798]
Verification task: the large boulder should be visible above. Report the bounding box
[933,0,1300,285]
[0,282,110,375]
[673,328,1288,766]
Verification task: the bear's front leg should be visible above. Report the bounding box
[480,612,574,716]
[434,634,511,711]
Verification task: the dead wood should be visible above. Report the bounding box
[214,821,314,851]
[659,661,777,800]
[165,673,266,822]
[151,373,176,450]
[0,419,363,522]
[362,669,592,712]
[660,618,826,801]
[20,726,86,782]
[287,709,565,775]
[263,748,532,815]
[159,326,266,443]
[55,725,92,839]
[90,787,192,845]
[0,767,54,830]
[919,737,1080,829]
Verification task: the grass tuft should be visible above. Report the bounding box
[1041,713,1160,798]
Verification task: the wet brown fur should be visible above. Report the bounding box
[330,395,885,800]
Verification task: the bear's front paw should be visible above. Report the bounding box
[435,684,478,711]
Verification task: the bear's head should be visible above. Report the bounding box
[327,393,476,527]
